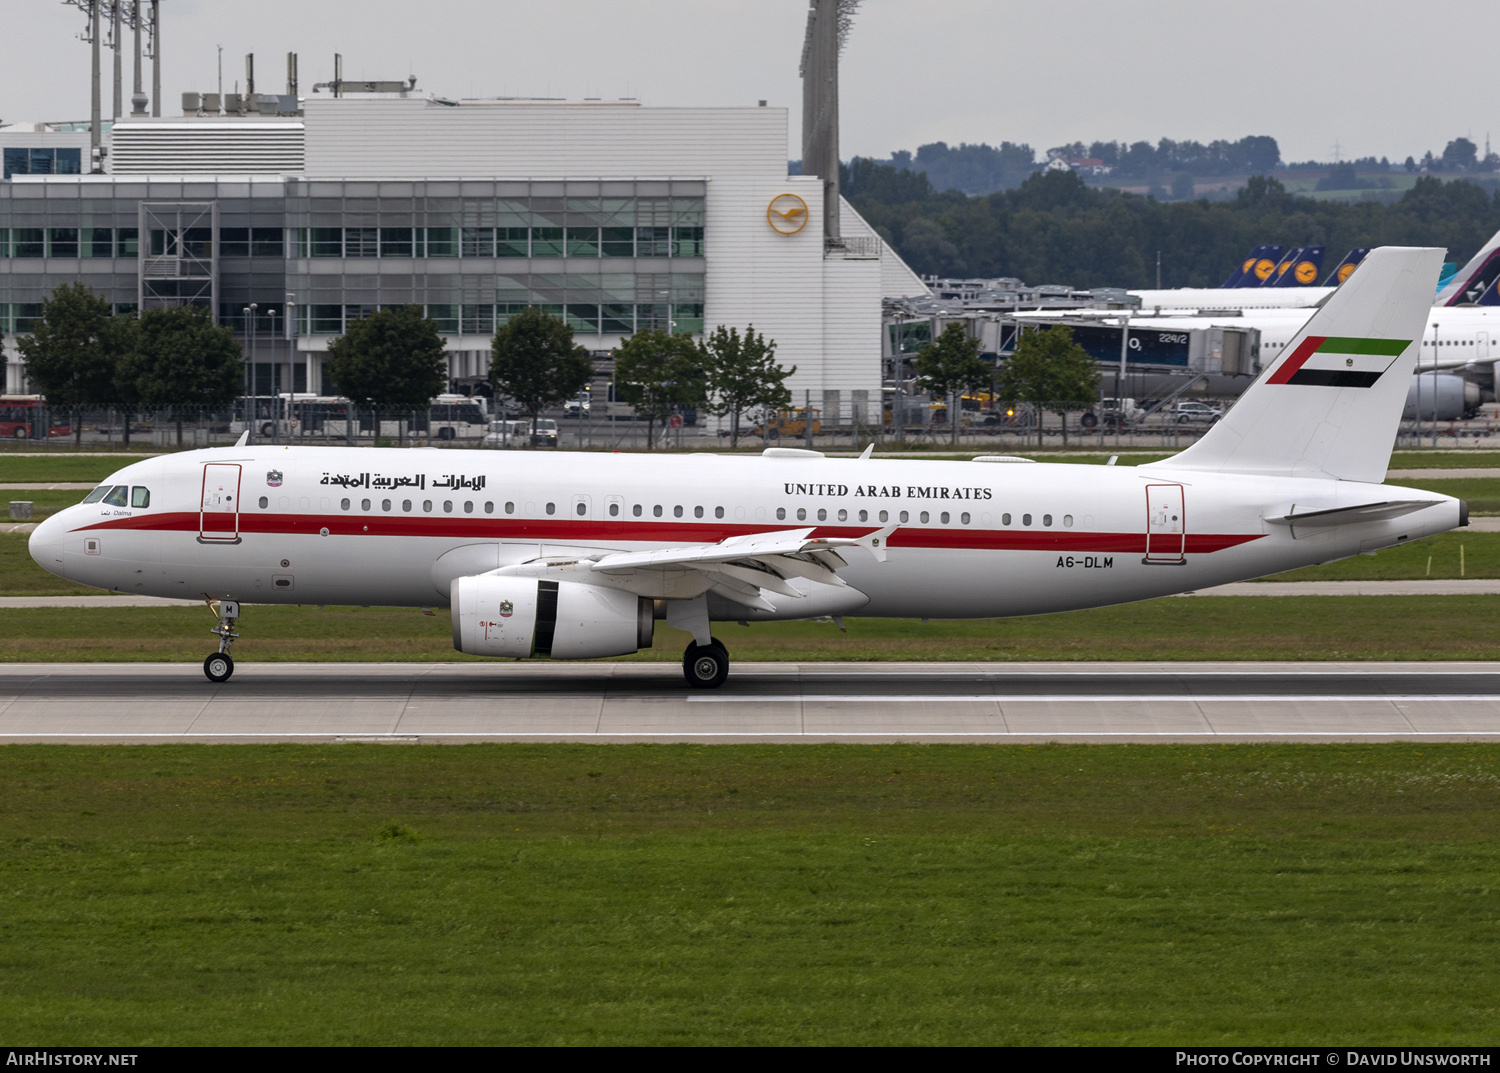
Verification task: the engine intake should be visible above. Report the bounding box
[451,576,653,659]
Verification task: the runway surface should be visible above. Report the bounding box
[4,661,1500,743]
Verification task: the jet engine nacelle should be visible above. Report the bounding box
[451,575,654,659]
[1405,372,1482,421]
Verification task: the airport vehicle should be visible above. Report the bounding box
[1168,401,1223,425]
[754,408,821,440]
[28,249,1466,690]
[0,396,70,440]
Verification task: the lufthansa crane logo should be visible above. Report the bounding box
[767,193,809,235]
[1254,258,1277,281]
[1337,262,1358,284]
[1294,260,1318,285]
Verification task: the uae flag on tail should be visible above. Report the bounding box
[1266,335,1411,388]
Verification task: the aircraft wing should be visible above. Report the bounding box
[486,526,897,612]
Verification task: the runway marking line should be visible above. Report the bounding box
[688,694,1500,703]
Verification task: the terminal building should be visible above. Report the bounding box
[0,85,928,429]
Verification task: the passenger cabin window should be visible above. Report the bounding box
[546,502,555,515]
[102,486,129,507]
[131,487,150,508]
[674,505,683,518]
[341,498,351,510]
[609,503,620,517]
[576,502,587,516]
[776,508,786,520]
[382,499,392,511]
[403,500,413,512]
[714,506,724,519]
[505,502,515,514]
[485,502,494,514]
[465,501,474,514]
[632,504,641,517]
[259,496,269,509]
[694,506,703,519]
[362,499,371,511]
[899,510,909,523]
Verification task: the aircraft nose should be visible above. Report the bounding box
[27,510,73,575]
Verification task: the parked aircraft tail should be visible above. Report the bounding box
[1220,245,1283,288]
[1268,246,1326,287]
[1163,246,1444,483]
[1435,226,1500,306]
[1321,247,1370,287]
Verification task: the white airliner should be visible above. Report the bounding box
[1130,226,1500,313]
[29,248,1464,688]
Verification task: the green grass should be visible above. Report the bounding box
[1268,530,1500,580]
[1389,451,1500,470]
[0,455,152,482]
[0,534,108,595]
[1,488,91,522]
[2,595,1500,662]
[0,742,1497,1044]
[1393,476,1500,513]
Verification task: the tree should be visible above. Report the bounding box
[117,306,242,446]
[614,330,703,449]
[913,322,991,445]
[995,325,1101,446]
[700,325,795,447]
[16,283,130,445]
[488,307,592,441]
[325,305,448,445]
[1442,137,1478,172]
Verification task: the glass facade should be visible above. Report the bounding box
[0,176,707,339]
[3,148,83,180]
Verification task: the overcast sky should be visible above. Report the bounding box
[7,0,1497,166]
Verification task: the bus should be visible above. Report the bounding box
[0,396,71,440]
[233,394,492,441]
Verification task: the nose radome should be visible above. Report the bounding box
[27,511,71,575]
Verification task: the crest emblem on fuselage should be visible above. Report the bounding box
[498,600,514,618]
[267,470,283,487]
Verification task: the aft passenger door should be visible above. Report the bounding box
[1144,484,1185,564]
[200,463,242,543]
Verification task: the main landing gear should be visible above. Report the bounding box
[203,598,241,683]
[683,637,730,689]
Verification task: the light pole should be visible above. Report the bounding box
[267,309,280,443]
[243,304,257,444]
[286,297,299,440]
[1431,322,1440,447]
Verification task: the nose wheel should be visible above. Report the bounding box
[683,637,729,689]
[202,598,241,683]
[204,652,234,683]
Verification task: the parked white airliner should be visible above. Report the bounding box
[29,248,1464,688]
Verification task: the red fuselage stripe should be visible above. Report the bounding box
[75,511,1265,555]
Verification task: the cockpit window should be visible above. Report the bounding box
[102,486,129,507]
[82,486,110,504]
[131,486,150,508]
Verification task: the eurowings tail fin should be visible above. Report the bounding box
[1221,245,1282,288]
[1160,246,1444,483]
[1435,226,1500,306]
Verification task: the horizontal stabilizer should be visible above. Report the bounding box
[1266,500,1435,527]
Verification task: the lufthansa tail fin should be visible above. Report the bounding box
[1435,226,1500,306]
[1270,246,1326,287]
[1161,246,1444,483]
[1321,247,1370,287]
[1221,245,1283,288]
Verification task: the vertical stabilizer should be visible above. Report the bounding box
[1221,245,1282,288]
[1436,226,1500,306]
[1162,246,1444,483]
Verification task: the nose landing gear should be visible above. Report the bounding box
[683,637,729,689]
[203,598,241,683]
